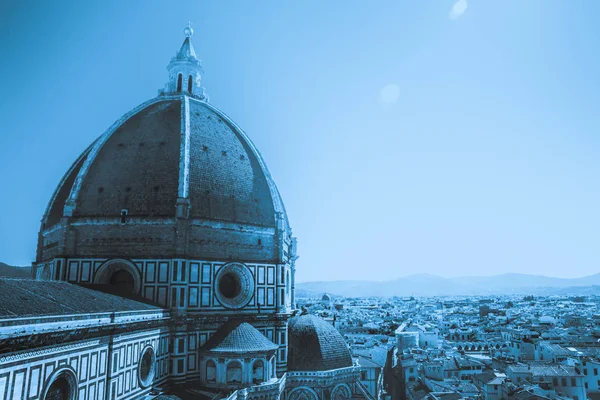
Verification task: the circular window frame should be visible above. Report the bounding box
[215,262,254,309]
[138,345,156,388]
[41,367,78,400]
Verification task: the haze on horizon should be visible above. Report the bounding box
[295,271,600,285]
[0,0,598,282]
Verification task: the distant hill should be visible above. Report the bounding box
[296,273,600,298]
[0,262,32,278]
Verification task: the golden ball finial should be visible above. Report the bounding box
[184,22,193,38]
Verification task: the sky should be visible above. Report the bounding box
[0,0,599,282]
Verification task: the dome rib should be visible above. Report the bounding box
[39,94,291,262]
[42,138,98,227]
[197,99,289,230]
[64,95,182,216]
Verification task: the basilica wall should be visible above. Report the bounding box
[166,320,289,381]
[34,256,293,378]
[39,220,280,263]
[40,257,291,311]
[0,328,169,400]
[286,368,360,400]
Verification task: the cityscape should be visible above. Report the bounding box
[1,1,599,400]
[298,292,600,400]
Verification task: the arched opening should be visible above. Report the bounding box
[177,74,182,92]
[42,369,77,400]
[331,384,352,400]
[45,377,72,400]
[271,356,276,378]
[206,360,216,383]
[226,361,242,384]
[252,360,264,384]
[188,75,193,93]
[94,259,141,296]
[109,269,135,295]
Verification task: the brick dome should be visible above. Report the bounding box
[45,96,285,226]
[38,95,290,262]
[287,315,353,372]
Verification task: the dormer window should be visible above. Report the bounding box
[120,209,128,224]
[177,74,182,92]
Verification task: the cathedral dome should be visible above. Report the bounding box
[44,97,284,227]
[287,315,353,372]
[37,29,293,266]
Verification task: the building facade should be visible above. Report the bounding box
[0,25,362,400]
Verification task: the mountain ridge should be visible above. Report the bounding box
[0,262,32,278]
[296,272,600,297]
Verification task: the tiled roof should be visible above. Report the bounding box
[176,37,197,60]
[288,315,353,372]
[356,356,382,369]
[354,347,389,367]
[0,278,160,319]
[200,320,278,354]
[508,364,582,377]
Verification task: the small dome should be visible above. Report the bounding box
[322,293,331,301]
[288,315,352,371]
[200,320,278,354]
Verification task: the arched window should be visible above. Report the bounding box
[94,259,141,295]
[206,360,216,383]
[227,361,242,384]
[188,75,193,94]
[177,74,182,92]
[252,360,264,384]
[109,269,135,295]
[42,368,78,400]
[271,356,276,378]
[46,377,71,400]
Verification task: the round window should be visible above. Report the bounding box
[138,346,156,388]
[215,263,254,309]
[219,272,242,299]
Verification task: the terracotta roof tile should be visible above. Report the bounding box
[200,320,278,354]
[0,278,160,319]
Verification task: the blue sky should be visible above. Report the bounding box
[0,0,598,281]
